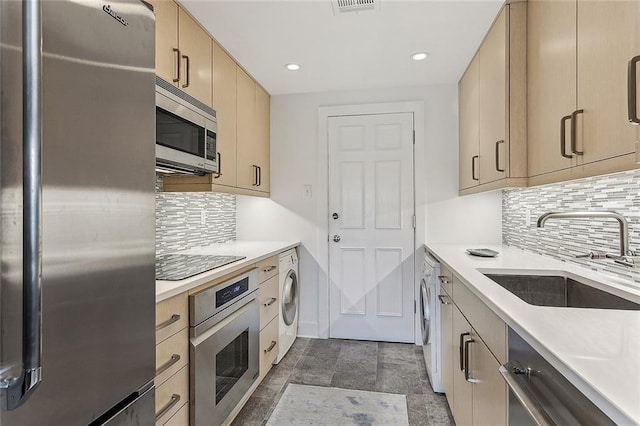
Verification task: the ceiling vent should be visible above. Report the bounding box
[332,0,378,15]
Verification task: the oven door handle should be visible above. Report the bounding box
[191,293,257,343]
[499,363,555,426]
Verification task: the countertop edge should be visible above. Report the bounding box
[155,241,300,303]
[425,243,639,425]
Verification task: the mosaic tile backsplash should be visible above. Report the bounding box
[155,174,236,255]
[502,169,640,284]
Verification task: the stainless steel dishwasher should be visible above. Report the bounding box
[500,328,615,426]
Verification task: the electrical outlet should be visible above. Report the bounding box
[200,210,206,225]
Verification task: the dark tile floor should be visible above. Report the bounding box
[232,338,454,426]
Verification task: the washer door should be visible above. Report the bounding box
[282,270,298,326]
[420,278,430,345]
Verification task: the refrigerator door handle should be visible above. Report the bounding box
[0,0,44,411]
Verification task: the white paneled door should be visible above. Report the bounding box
[328,112,415,342]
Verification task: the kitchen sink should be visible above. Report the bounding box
[483,274,640,310]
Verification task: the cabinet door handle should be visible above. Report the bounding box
[628,55,640,124]
[172,48,181,83]
[155,394,181,421]
[156,314,181,332]
[252,164,259,186]
[437,295,451,305]
[495,140,505,172]
[263,297,277,307]
[560,114,573,158]
[570,109,584,155]
[459,332,471,371]
[464,338,475,382]
[471,155,479,181]
[264,340,277,353]
[437,275,449,285]
[155,354,181,376]
[257,166,262,187]
[181,54,190,88]
[213,152,222,179]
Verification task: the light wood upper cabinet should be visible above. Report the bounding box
[148,0,212,107]
[527,0,577,178]
[478,7,507,185]
[458,3,527,195]
[255,84,271,193]
[459,55,480,191]
[177,8,212,107]
[236,68,257,190]
[528,0,639,185]
[236,68,270,193]
[150,0,179,85]
[212,42,237,188]
[576,0,639,166]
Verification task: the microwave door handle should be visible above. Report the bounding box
[213,152,221,179]
[1,0,44,411]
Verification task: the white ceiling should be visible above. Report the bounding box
[181,0,504,95]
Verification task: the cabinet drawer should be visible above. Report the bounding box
[163,402,188,426]
[156,293,188,344]
[259,275,279,329]
[257,255,279,283]
[259,316,279,379]
[155,365,188,425]
[439,264,454,296]
[156,328,189,387]
[452,275,506,364]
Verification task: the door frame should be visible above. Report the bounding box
[317,101,425,343]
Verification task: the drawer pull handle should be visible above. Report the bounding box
[156,314,181,332]
[437,295,451,305]
[263,265,277,273]
[155,354,181,376]
[437,275,449,284]
[264,340,277,353]
[459,332,471,371]
[155,394,181,421]
[263,297,277,307]
[464,338,475,382]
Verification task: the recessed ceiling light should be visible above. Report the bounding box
[285,63,300,71]
[411,52,428,61]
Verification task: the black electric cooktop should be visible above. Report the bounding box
[155,254,246,281]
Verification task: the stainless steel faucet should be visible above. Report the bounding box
[536,211,630,257]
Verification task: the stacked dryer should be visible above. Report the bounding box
[275,248,299,363]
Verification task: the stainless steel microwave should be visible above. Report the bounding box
[155,76,217,175]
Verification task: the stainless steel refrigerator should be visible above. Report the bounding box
[0,0,156,424]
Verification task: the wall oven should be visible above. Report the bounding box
[189,269,259,426]
[155,76,218,175]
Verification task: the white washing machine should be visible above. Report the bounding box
[421,248,444,393]
[275,248,299,364]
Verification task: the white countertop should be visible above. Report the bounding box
[156,240,300,302]
[425,243,640,425]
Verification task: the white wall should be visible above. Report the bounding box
[236,84,502,338]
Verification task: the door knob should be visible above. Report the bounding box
[332,212,339,220]
[333,235,341,242]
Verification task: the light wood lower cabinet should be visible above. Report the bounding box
[163,403,189,426]
[439,289,455,413]
[155,294,189,425]
[259,275,279,329]
[440,276,507,426]
[155,365,189,425]
[259,316,279,380]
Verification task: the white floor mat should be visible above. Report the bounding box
[266,384,409,426]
